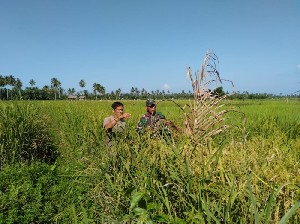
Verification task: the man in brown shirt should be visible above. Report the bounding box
[103,101,131,147]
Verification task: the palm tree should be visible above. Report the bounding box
[79,79,86,95]
[51,77,61,100]
[29,79,36,100]
[29,79,36,87]
[115,88,121,100]
[93,83,99,99]
[5,75,16,100]
[99,84,105,99]
[93,83,105,100]
[14,78,22,100]
[67,88,76,95]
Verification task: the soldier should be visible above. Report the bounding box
[136,99,179,140]
[103,101,131,147]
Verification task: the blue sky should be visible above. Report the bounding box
[0,0,299,95]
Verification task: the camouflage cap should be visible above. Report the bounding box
[146,99,156,107]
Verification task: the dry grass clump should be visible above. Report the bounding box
[183,50,237,146]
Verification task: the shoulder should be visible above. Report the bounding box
[104,115,114,122]
[139,112,150,120]
[138,114,147,122]
[156,112,166,119]
[103,115,113,126]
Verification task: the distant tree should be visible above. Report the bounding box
[93,83,105,99]
[151,90,155,99]
[115,88,121,100]
[51,77,61,100]
[14,78,23,100]
[141,88,147,99]
[130,87,135,99]
[29,79,36,87]
[93,83,98,99]
[79,79,86,95]
[67,88,76,95]
[0,75,5,100]
[130,87,140,99]
[29,79,36,99]
[213,86,225,97]
[42,85,51,100]
[5,75,16,100]
[98,84,105,98]
[83,90,88,98]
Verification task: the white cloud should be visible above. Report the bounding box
[163,83,171,90]
[297,65,300,69]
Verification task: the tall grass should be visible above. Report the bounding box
[0,102,57,167]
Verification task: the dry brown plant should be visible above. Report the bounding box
[184,50,235,145]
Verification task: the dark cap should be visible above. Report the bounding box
[146,99,156,107]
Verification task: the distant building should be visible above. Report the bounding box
[67,95,77,100]
[78,95,86,100]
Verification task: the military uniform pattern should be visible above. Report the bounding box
[136,112,171,137]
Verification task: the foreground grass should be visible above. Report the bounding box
[0,99,299,223]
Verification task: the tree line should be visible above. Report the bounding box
[0,75,298,100]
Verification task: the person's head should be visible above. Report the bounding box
[145,99,156,115]
[111,101,124,116]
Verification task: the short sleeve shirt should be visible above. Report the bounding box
[103,115,126,133]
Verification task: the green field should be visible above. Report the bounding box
[0,99,299,223]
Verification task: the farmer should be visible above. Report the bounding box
[136,99,179,140]
[103,101,131,147]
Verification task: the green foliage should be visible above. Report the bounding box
[0,162,94,223]
[0,103,57,167]
[0,100,299,223]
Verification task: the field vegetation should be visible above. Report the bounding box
[0,52,299,223]
[0,98,299,223]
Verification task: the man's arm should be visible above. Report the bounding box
[103,116,118,130]
[104,113,131,130]
[136,117,147,133]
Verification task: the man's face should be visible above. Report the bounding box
[146,104,156,115]
[113,106,124,117]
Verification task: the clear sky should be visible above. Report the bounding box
[0,0,299,95]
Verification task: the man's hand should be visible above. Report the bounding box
[120,112,131,120]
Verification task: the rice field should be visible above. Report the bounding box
[0,99,299,223]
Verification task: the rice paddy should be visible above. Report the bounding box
[0,98,299,223]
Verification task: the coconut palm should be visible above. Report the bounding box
[67,88,76,95]
[92,83,99,99]
[93,83,105,100]
[79,79,86,96]
[79,79,85,90]
[29,79,36,100]
[29,79,36,87]
[51,77,61,100]
[99,84,105,97]
[5,75,16,100]
[115,88,121,100]
[14,78,23,100]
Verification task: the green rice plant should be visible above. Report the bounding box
[1,98,297,222]
[0,102,57,167]
[0,162,98,223]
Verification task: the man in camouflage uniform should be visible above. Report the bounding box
[136,99,178,139]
